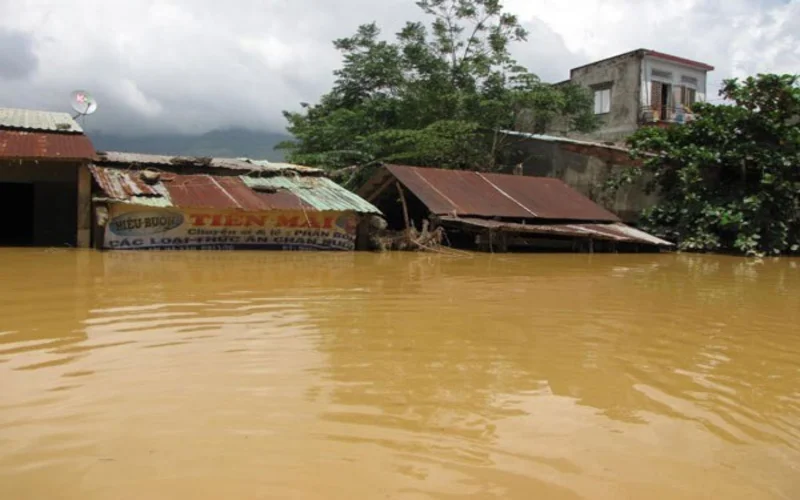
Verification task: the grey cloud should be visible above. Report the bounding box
[0,0,424,135]
[513,18,587,83]
[0,29,38,80]
[0,0,796,137]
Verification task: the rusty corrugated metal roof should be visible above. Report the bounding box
[363,165,620,222]
[91,165,170,199]
[0,108,84,133]
[439,217,673,247]
[95,151,323,174]
[90,166,381,214]
[0,130,95,160]
[164,174,308,210]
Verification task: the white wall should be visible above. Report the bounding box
[640,57,709,108]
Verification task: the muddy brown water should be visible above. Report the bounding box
[1,249,799,499]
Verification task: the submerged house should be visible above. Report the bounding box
[90,152,382,251]
[0,108,96,247]
[357,164,671,252]
[499,130,658,224]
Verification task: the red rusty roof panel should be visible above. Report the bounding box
[90,166,313,211]
[90,165,164,199]
[163,174,310,210]
[384,165,620,222]
[480,172,619,221]
[0,130,95,160]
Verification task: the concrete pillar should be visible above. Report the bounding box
[93,204,108,250]
[76,164,91,248]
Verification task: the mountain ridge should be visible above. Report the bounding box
[88,128,291,161]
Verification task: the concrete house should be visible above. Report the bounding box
[547,49,715,143]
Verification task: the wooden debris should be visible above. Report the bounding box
[370,218,455,253]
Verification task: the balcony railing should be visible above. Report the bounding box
[640,103,697,125]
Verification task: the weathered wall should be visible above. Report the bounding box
[0,160,82,247]
[0,161,78,183]
[545,52,643,144]
[512,138,658,223]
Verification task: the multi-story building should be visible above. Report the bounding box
[544,49,715,144]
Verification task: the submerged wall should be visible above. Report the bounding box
[98,203,365,251]
[509,137,658,224]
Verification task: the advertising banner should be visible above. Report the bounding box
[103,204,358,251]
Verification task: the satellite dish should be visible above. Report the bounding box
[70,90,98,117]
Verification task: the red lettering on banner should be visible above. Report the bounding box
[225,214,244,227]
[189,213,335,229]
[277,216,301,228]
[190,214,211,226]
[245,215,267,227]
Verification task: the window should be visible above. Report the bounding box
[594,88,611,114]
[681,86,697,106]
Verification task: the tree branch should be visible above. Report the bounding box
[460,13,492,66]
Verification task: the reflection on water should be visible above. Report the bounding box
[1,249,799,499]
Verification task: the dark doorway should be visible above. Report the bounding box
[0,182,35,246]
[33,182,78,247]
[659,83,671,121]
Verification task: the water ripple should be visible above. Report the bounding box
[1,250,799,499]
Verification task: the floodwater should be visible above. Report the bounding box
[1,249,799,499]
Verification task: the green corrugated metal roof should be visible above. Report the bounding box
[242,176,382,214]
[0,108,84,133]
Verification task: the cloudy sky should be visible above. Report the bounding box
[0,0,797,136]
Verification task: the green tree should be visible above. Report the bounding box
[278,0,596,171]
[620,73,800,256]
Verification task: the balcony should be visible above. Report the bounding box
[640,103,697,126]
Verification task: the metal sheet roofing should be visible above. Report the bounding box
[165,174,308,210]
[90,166,381,214]
[501,130,633,153]
[0,108,84,133]
[362,165,620,222]
[0,130,96,160]
[243,176,381,214]
[439,217,673,247]
[95,151,323,174]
